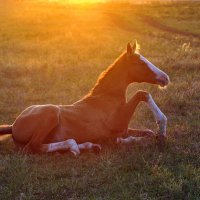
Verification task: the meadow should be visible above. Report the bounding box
[0,1,200,199]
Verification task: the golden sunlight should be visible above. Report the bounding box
[48,0,106,4]
[70,0,105,3]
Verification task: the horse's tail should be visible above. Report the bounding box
[0,125,12,135]
[0,125,13,142]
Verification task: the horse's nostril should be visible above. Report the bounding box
[156,75,169,87]
[164,75,170,85]
[166,76,170,84]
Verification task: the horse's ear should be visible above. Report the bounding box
[127,42,133,55]
[132,42,137,53]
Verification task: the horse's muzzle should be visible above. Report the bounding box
[156,74,170,87]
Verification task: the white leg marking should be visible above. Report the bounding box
[45,139,80,156]
[117,136,144,144]
[67,139,80,156]
[42,140,101,156]
[147,94,167,136]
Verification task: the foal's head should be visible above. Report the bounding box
[125,42,170,87]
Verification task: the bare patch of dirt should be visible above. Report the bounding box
[139,15,200,39]
[104,12,141,33]
[105,12,200,39]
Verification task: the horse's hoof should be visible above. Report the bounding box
[116,137,122,144]
[156,134,166,151]
[20,145,32,155]
[145,129,156,137]
[70,150,80,157]
[157,115,167,136]
[92,144,101,154]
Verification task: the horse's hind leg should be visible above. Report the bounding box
[22,116,59,154]
[40,140,101,156]
[78,142,101,153]
[41,139,80,156]
[22,127,55,154]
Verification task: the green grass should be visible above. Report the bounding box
[0,1,200,199]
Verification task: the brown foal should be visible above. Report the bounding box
[0,42,170,155]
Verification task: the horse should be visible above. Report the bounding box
[0,42,170,156]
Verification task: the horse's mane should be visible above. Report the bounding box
[85,43,140,97]
[87,52,126,96]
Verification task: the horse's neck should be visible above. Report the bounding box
[88,54,129,98]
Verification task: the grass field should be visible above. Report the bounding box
[0,1,200,199]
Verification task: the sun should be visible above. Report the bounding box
[48,0,105,4]
[69,0,103,3]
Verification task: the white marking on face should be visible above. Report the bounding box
[139,55,170,86]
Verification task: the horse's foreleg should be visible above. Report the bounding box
[126,128,155,137]
[117,136,145,144]
[115,90,167,145]
[146,94,167,136]
[121,90,167,136]
[107,91,143,131]
[117,128,155,144]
